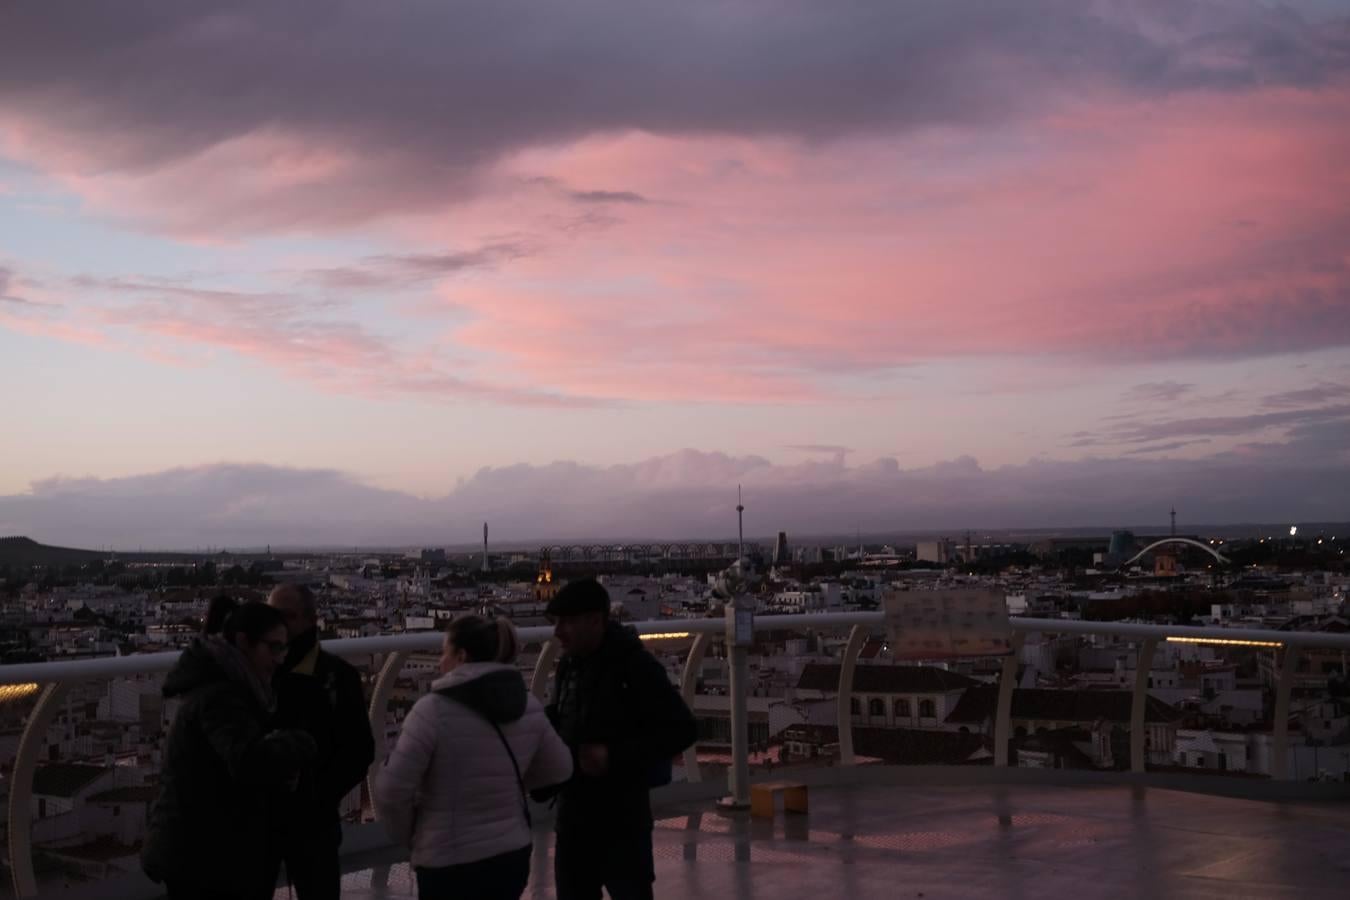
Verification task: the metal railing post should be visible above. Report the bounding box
[1272,645,1300,781]
[724,599,754,808]
[1130,639,1159,773]
[529,638,560,702]
[836,624,869,766]
[366,650,410,808]
[994,632,1027,767]
[679,632,711,783]
[9,682,70,899]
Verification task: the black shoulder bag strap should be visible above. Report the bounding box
[488,718,532,828]
[435,689,531,828]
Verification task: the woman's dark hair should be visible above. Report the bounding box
[203,595,239,636]
[222,601,287,645]
[446,615,519,664]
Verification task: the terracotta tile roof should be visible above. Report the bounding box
[32,763,108,799]
[945,686,1180,725]
[797,663,978,694]
[88,785,157,803]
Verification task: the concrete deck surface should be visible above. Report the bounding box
[311,780,1350,899]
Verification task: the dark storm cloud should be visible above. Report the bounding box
[1,1,1345,226]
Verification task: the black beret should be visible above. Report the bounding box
[546,578,610,617]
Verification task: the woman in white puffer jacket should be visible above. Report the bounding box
[376,615,573,900]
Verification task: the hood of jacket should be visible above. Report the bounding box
[163,636,274,711]
[432,662,528,724]
[162,638,227,698]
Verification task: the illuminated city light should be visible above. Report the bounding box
[639,631,693,641]
[1165,636,1282,648]
[0,683,41,704]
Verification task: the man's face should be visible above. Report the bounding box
[267,590,315,639]
[552,611,605,656]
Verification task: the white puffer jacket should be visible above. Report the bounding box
[374,662,573,868]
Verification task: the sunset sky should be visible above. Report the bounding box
[2,2,1349,546]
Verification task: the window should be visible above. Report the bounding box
[850,698,861,716]
[895,699,911,718]
[868,698,885,717]
[919,699,936,718]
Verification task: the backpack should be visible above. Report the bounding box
[619,671,674,789]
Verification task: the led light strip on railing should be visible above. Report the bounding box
[1165,636,1283,648]
[0,683,39,703]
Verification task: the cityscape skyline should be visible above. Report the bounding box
[3,2,1349,536]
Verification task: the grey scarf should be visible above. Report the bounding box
[204,635,276,713]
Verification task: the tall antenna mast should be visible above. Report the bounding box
[736,485,745,560]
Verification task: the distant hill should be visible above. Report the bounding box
[0,537,209,567]
[0,536,105,566]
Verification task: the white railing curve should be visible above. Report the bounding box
[4,613,1350,897]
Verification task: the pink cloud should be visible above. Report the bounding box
[406,83,1350,400]
[9,80,1349,407]
[5,275,602,408]
[2,12,1348,406]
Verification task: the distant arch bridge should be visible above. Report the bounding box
[1123,537,1230,568]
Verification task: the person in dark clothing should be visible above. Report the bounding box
[203,593,238,636]
[545,579,697,900]
[143,602,316,900]
[268,584,376,900]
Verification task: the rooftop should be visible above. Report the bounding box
[313,771,1350,899]
[797,663,979,694]
[32,764,107,799]
[945,685,1181,725]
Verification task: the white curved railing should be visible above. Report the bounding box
[4,612,1349,898]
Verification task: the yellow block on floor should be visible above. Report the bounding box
[750,781,809,819]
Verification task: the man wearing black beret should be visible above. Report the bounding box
[544,578,696,900]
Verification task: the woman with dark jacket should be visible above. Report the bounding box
[142,601,316,900]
